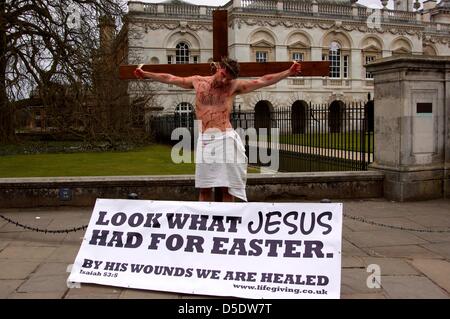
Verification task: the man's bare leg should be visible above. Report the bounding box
[221,187,235,202]
[199,188,213,201]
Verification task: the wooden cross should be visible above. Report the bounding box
[120,10,329,79]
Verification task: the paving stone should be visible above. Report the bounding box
[342,225,354,235]
[341,292,386,299]
[344,219,384,232]
[46,218,90,229]
[8,291,65,299]
[17,231,67,244]
[373,217,427,229]
[0,280,24,298]
[0,230,24,240]
[413,232,450,244]
[0,216,53,233]
[0,240,10,251]
[33,262,71,276]
[62,232,85,244]
[362,245,443,259]
[120,288,181,299]
[407,215,450,228]
[65,292,120,299]
[420,243,450,259]
[360,257,420,275]
[0,245,57,260]
[64,284,122,299]
[342,239,368,257]
[344,202,410,218]
[381,275,448,299]
[17,274,69,293]
[342,256,365,268]
[7,240,58,247]
[0,260,40,279]
[344,230,428,248]
[47,245,80,263]
[341,268,382,295]
[410,259,450,293]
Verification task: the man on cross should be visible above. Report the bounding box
[134,58,301,202]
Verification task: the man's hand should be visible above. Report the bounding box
[289,61,302,76]
[133,64,145,79]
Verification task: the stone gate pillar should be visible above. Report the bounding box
[366,56,450,201]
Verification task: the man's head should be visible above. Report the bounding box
[212,57,240,86]
[220,57,240,79]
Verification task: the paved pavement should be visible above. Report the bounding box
[0,198,449,299]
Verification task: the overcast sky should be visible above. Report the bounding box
[141,0,435,10]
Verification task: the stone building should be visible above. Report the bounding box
[113,0,450,118]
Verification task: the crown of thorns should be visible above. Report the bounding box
[211,58,239,78]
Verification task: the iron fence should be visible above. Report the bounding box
[150,100,374,172]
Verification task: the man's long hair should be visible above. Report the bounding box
[211,57,240,79]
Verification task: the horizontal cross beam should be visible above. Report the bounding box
[119,61,330,80]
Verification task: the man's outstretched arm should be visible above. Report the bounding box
[134,67,195,89]
[234,61,301,95]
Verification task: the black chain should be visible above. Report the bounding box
[1,213,449,235]
[344,213,450,233]
[0,214,88,234]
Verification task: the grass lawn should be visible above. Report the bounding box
[0,144,259,178]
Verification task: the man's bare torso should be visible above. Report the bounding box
[192,76,237,132]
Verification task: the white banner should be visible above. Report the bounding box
[69,199,342,299]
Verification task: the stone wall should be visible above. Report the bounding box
[0,172,383,208]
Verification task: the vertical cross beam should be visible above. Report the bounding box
[213,10,228,61]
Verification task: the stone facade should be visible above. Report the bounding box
[116,0,450,116]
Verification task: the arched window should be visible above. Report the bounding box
[176,42,190,64]
[329,42,341,78]
[322,41,349,79]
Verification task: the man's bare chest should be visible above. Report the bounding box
[196,82,233,107]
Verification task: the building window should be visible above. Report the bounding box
[256,51,268,63]
[343,55,349,78]
[167,55,173,64]
[176,42,190,64]
[329,43,341,78]
[192,56,199,64]
[365,55,376,79]
[175,102,194,127]
[292,52,304,62]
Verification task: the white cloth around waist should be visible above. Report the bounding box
[195,129,248,201]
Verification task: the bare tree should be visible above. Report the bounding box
[0,0,141,145]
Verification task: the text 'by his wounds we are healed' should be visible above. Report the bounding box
[86,210,336,259]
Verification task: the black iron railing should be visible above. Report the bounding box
[150,100,374,172]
